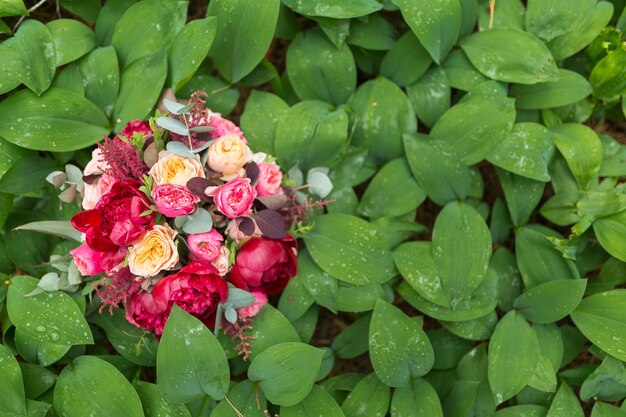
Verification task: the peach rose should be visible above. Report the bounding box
[207,135,252,177]
[128,224,179,277]
[212,246,231,276]
[149,151,204,186]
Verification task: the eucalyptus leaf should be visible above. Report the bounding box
[182,208,213,234]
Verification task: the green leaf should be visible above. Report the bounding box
[182,207,213,234]
[510,69,592,110]
[487,123,554,182]
[208,0,280,83]
[0,156,59,195]
[430,91,516,164]
[7,276,92,345]
[390,378,443,417]
[547,1,613,61]
[570,290,626,362]
[280,385,345,417]
[157,305,230,403]
[178,74,239,116]
[432,201,492,308]
[240,91,288,156]
[331,313,371,359]
[590,48,626,100]
[54,356,144,417]
[494,405,548,417]
[397,281,497,322]
[370,299,434,387]
[406,66,451,128]
[591,402,626,417]
[248,342,324,407]
[111,0,186,67]
[594,211,626,262]
[168,17,217,92]
[244,304,300,361]
[513,279,587,324]
[0,344,26,414]
[274,101,348,172]
[380,31,432,87]
[58,0,101,22]
[287,28,356,105]
[526,0,590,41]
[580,356,626,402]
[46,19,95,66]
[488,311,541,404]
[78,46,119,118]
[210,380,267,417]
[348,76,416,164]
[94,0,137,45]
[19,362,57,400]
[341,373,390,417]
[441,311,498,341]
[550,123,602,190]
[497,169,545,227]
[89,308,158,366]
[134,381,192,417]
[304,213,397,286]
[13,221,82,241]
[477,0,525,31]
[0,20,55,96]
[403,133,471,205]
[0,88,110,151]
[392,0,461,63]
[515,225,580,289]
[460,28,559,85]
[281,0,381,18]
[113,51,167,132]
[0,0,27,17]
[441,49,489,91]
[358,158,425,219]
[347,13,398,50]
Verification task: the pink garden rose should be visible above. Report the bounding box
[151,184,200,217]
[238,291,267,318]
[256,162,284,197]
[121,120,152,139]
[84,148,108,176]
[188,229,224,263]
[126,291,168,335]
[70,243,126,276]
[206,177,257,219]
[82,173,118,210]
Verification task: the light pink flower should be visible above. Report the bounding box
[70,243,126,276]
[238,292,267,318]
[151,184,199,217]
[212,246,231,276]
[188,229,224,263]
[256,162,284,197]
[226,217,261,243]
[206,177,257,219]
[84,148,109,176]
[82,173,118,210]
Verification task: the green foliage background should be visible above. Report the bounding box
[0,0,626,416]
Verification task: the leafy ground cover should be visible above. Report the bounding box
[1,0,626,416]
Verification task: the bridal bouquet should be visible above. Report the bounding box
[53,92,319,353]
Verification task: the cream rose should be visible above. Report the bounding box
[128,224,179,277]
[207,135,252,177]
[149,151,204,186]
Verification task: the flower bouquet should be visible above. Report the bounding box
[43,91,330,359]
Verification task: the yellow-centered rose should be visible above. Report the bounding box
[149,151,205,186]
[207,135,252,177]
[128,225,179,277]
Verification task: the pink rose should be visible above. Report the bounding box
[121,120,152,139]
[82,173,118,210]
[188,229,224,263]
[70,243,126,276]
[256,162,284,197]
[151,184,200,217]
[126,291,168,335]
[212,246,231,276]
[206,177,257,219]
[84,148,109,176]
[238,292,267,318]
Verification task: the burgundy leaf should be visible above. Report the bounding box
[82,174,100,185]
[239,217,256,236]
[186,177,213,202]
[254,210,287,239]
[257,194,289,210]
[142,139,158,168]
[246,162,260,184]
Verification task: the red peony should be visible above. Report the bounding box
[121,120,153,139]
[126,291,168,335]
[229,236,298,295]
[71,180,155,252]
[151,260,229,332]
